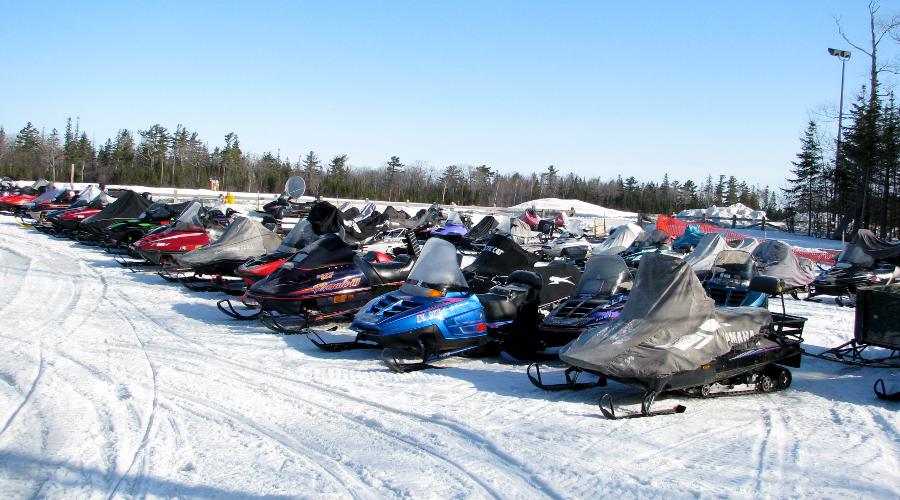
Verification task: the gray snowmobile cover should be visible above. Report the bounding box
[684,233,729,274]
[752,240,816,289]
[177,216,281,266]
[838,229,900,266]
[559,252,771,381]
[593,223,643,255]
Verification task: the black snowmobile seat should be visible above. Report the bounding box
[750,276,784,295]
[477,294,519,323]
[355,254,415,285]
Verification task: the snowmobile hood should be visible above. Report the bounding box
[176,216,282,267]
[248,233,359,297]
[560,252,771,381]
[136,230,210,252]
[352,292,477,335]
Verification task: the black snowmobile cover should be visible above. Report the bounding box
[177,216,282,267]
[80,190,153,233]
[752,240,816,289]
[838,229,900,266]
[464,234,538,276]
[307,201,345,235]
[560,253,771,382]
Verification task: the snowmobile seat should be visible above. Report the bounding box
[508,270,543,290]
[355,254,415,285]
[750,275,784,295]
[477,294,519,323]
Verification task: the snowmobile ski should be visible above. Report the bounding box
[216,298,261,320]
[526,363,606,391]
[599,393,686,420]
[307,330,380,352]
[874,379,900,401]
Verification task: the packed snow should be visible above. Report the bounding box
[0,218,898,498]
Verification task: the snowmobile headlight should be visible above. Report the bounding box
[426,289,444,298]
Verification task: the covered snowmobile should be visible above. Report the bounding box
[529,255,633,356]
[76,190,153,242]
[248,230,419,333]
[592,223,643,256]
[809,229,900,305]
[683,233,729,278]
[20,186,74,223]
[752,240,816,297]
[519,208,541,230]
[311,238,543,372]
[174,216,282,288]
[463,233,581,307]
[705,250,767,307]
[672,224,705,252]
[530,252,805,418]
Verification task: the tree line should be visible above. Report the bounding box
[783,1,900,239]
[0,120,780,218]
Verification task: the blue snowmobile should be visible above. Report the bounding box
[308,238,543,372]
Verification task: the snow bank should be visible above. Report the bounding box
[509,198,636,218]
[678,202,766,221]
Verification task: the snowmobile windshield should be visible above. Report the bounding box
[445,211,464,226]
[464,234,536,276]
[287,233,354,268]
[278,219,316,253]
[494,215,512,234]
[171,201,205,231]
[139,203,176,221]
[76,185,100,204]
[401,238,468,296]
[31,187,63,204]
[709,250,755,283]
[576,255,631,296]
[353,203,376,223]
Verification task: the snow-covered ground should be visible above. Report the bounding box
[510,198,636,219]
[0,217,898,498]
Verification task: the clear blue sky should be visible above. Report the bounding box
[1,1,896,188]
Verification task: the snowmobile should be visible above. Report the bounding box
[751,240,816,299]
[619,229,679,267]
[0,179,50,213]
[124,200,230,268]
[217,201,352,319]
[528,255,632,357]
[705,250,768,307]
[591,223,643,256]
[102,201,188,250]
[75,190,154,243]
[38,189,114,235]
[671,224,705,252]
[170,215,282,292]
[307,237,544,373]
[427,211,470,244]
[248,229,420,333]
[17,187,75,225]
[463,233,581,307]
[808,229,900,306]
[528,252,806,419]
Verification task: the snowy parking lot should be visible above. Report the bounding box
[0,217,897,498]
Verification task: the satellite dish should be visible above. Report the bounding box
[285,176,306,200]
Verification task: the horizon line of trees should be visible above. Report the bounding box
[0,119,783,219]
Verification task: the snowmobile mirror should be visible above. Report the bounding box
[285,176,306,200]
[749,275,784,295]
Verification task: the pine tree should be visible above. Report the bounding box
[302,150,322,195]
[385,156,403,201]
[783,121,824,235]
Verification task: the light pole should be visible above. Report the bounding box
[828,47,850,238]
